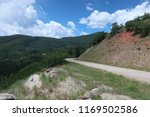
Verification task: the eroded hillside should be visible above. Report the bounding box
[79,32,150,71]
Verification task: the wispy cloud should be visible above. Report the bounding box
[86,3,94,11]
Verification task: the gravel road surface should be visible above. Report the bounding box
[65,58,150,84]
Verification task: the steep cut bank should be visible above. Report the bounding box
[79,32,150,71]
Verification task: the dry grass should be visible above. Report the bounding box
[62,62,150,100]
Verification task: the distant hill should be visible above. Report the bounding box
[0,33,96,59]
[79,14,150,71]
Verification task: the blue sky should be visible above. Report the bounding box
[37,0,143,22]
[0,0,149,38]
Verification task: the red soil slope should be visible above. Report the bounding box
[79,32,150,71]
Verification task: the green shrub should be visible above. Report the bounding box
[125,13,150,37]
[109,22,124,38]
[90,32,107,46]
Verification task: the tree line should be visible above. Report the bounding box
[125,13,150,37]
[109,13,150,38]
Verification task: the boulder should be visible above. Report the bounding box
[0,93,16,100]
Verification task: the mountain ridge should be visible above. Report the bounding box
[0,33,99,59]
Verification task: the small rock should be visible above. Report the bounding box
[50,68,58,79]
[90,88,100,96]
[79,89,100,100]
[0,93,16,100]
[45,67,58,79]
[79,85,113,100]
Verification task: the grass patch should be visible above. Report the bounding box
[91,95,102,100]
[62,62,150,99]
[8,80,28,99]
[40,73,52,86]
[6,62,150,100]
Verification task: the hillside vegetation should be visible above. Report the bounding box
[0,34,96,60]
[0,50,68,90]
[125,13,150,37]
[0,33,98,90]
[7,62,150,100]
[79,13,150,71]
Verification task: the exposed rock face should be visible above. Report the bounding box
[45,67,58,79]
[79,85,113,100]
[0,93,16,100]
[25,74,41,89]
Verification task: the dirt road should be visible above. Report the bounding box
[65,58,150,84]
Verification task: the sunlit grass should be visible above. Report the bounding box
[62,62,150,99]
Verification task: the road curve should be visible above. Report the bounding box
[65,58,150,84]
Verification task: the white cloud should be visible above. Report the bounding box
[86,3,94,11]
[0,0,37,27]
[80,1,150,29]
[25,5,37,20]
[86,6,94,11]
[27,20,74,38]
[80,10,111,28]
[80,32,89,35]
[0,0,74,38]
[67,21,76,30]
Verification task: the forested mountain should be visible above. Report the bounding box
[0,33,99,89]
[0,33,96,60]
